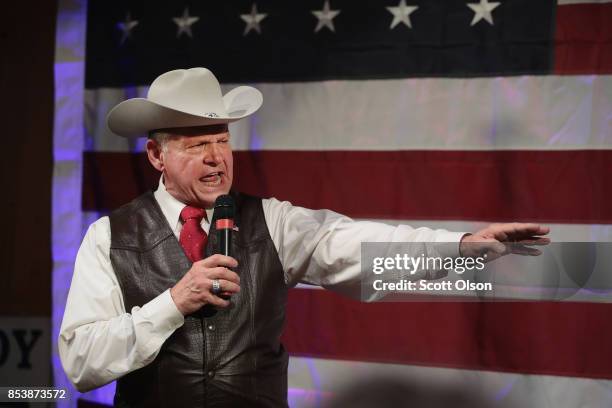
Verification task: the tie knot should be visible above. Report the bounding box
[180,206,207,222]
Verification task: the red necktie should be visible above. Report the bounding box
[179,206,208,262]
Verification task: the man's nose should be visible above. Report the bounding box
[202,143,222,164]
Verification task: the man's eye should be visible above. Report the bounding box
[219,139,229,144]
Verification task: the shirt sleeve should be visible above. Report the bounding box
[58,217,185,392]
[262,198,467,299]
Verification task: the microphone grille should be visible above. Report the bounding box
[214,194,235,219]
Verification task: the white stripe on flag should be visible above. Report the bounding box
[288,356,612,408]
[85,75,612,152]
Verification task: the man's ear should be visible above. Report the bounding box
[146,139,164,172]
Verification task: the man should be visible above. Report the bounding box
[59,68,549,407]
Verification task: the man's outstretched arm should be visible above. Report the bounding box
[262,198,466,298]
[262,198,549,299]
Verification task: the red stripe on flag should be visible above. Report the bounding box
[555,3,612,74]
[282,289,612,379]
[82,150,612,223]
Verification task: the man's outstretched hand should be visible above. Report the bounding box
[460,223,550,261]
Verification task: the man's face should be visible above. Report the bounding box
[148,125,233,208]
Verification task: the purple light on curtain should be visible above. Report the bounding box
[53,0,115,406]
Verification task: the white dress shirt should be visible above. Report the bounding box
[59,179,465,392]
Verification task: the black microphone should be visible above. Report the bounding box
[214,194,235,257]
[200,195,235,315]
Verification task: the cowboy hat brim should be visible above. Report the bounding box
[106,85,262,138]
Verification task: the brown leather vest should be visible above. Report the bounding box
[109,191,289,407]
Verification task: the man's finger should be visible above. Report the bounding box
[205,294,231,308]
[200,266,240,284]
[515,237,551,246]
[210,279,240,295]
[507,223,550,236]
[196,254,239,269]
[508,244,542,256]
[488,224,550,242]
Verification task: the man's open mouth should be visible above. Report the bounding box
[200,172,223,186]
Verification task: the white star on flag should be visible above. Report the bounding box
[467,0,501,26]
[240,3,267,36]
[386,0,419,29]
[117,12,139,45]
[173,7,200,38]
[312,0,341,33]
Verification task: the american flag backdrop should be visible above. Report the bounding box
[53,0,612,407]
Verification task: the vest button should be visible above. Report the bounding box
[207,324,215,331]
[208,371,215,378]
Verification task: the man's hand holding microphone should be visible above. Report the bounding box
[171,194,238,316]
[170,254,240,315]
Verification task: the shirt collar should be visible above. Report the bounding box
[153,176,213,232]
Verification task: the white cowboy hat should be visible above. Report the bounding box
[106,67,262,138]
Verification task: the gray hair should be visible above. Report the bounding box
[148,130,173,152]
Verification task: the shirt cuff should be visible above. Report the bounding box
[432,231,469,258]
[137,289,185,334]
